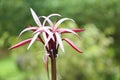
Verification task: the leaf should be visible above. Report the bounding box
[27,32,40,49]
[55,33,64,52]
[9,38,32,50]
[62,38,82,53]
[30,8,42,27]
[55,18,75,29]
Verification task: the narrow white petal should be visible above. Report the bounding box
[42,16,53,27]
[55,33,64,52]
[33,26,51,34]
[43,32,47,42]
[27,32,40,49]
[44,33,53,47]
[48,13,61,18]
[19,27,37,38]
[42,14,61,27]
[55,18,75,29]
[45,30,54,41]
[60,28,77,34]
[59,28,80,39]
[30,8,42,27]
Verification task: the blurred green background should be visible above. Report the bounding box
[0,0,120,80]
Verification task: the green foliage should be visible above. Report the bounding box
[57,23,119,80]
[0,57,25,80]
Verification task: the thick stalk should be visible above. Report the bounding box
[50,56,56,80]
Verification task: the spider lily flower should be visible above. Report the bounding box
[9,8,84,55]
[9,8,84,80]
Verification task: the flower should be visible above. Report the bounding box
[9,8,84,55]
[9,8,84,79]
[9,7,84,60]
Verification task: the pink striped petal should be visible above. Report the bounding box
[30,8,42,27]
[59,28,80,39]
[55,18,74,29]
[62,38,82,53]
[47,13,61,18]
[33,27,51,34]
[46,30,55,41]
[19,27,38,38]
[61,28,84,33]
[55,33,64,52]
[9,38,32,50]
[27,32,40,49]
[43,30,55,45]
[41,16,53,27]
[42,14,61,27]
[45,33,54,47]
[43,32,47,42]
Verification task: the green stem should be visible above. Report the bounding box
[51,56,56,80]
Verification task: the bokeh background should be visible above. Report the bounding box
[0,0,120,80]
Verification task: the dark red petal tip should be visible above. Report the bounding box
[9,38,32,50]
[62,38,82,53]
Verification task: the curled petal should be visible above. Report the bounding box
[62,38,82,53]
[19,27,38,38]
[61,28,85,34]
[55,18,75,29]
[59,28,80,39]
[41,14,61,27]
[9,38,32,50]
[47,13,61,18]
[30,8,42,27]
[41,16,53,27]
